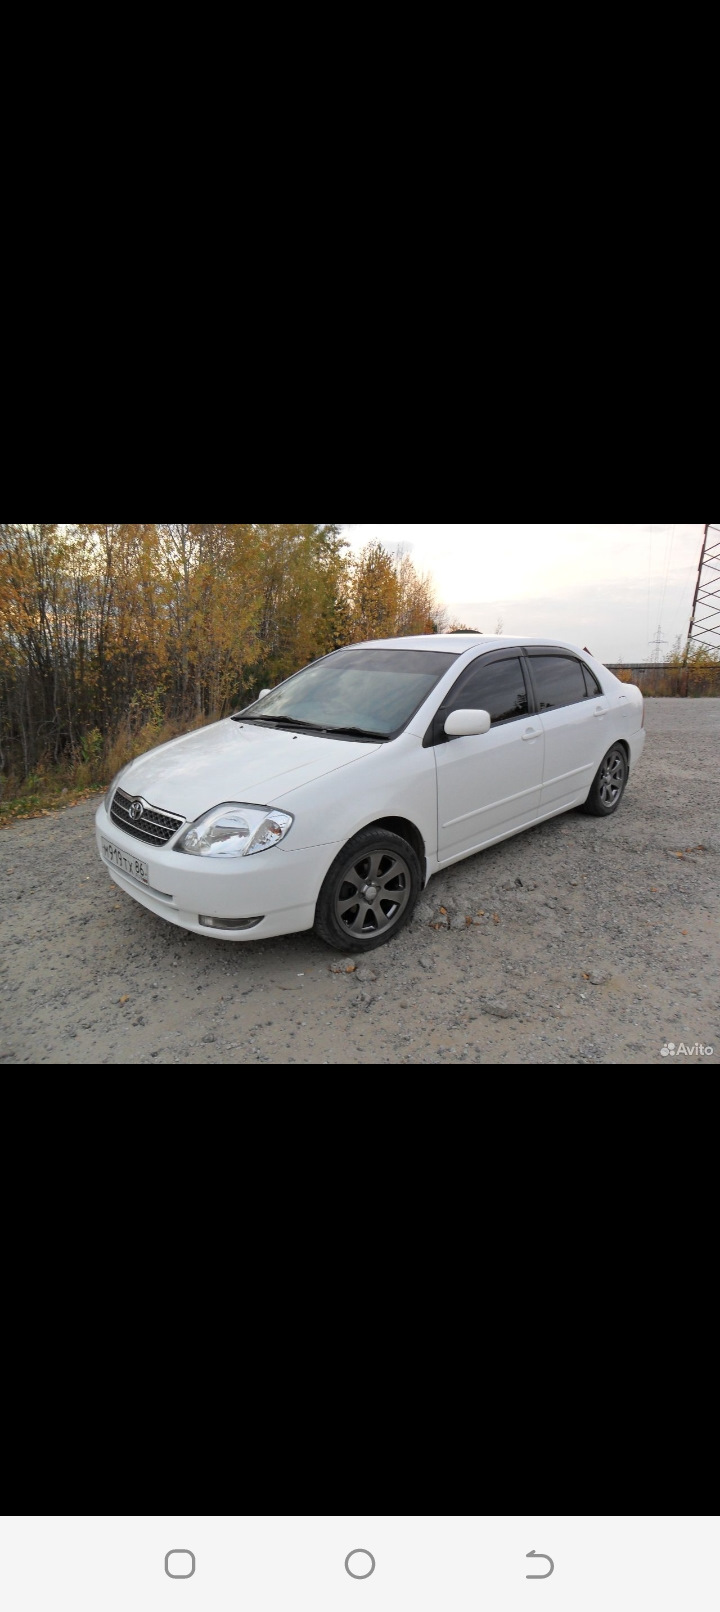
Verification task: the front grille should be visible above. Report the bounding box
[110,787,184,847]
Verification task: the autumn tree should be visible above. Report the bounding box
[393,548,440,635]
[0,524,447,795]
[349,542,400,641]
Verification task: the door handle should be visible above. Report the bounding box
[521,727,540,740]
[594,705,606,717]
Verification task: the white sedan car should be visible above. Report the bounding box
[95,634,645,952]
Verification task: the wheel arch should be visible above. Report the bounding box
[362,815,428,883]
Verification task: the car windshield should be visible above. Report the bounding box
[235,648,459,737]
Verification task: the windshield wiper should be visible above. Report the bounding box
[232,713,386,739]
[321,725,387,740]
[232,713,325,731]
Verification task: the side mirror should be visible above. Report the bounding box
[258,688,272,699]
[444,707,492,738]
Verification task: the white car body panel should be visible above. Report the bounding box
[537,694,609,810]
[94,633,646,942]
[435,717,544,860]
[271,730,439,854]
[113,718,380,825]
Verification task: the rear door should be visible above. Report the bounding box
[524,650,609,810]
[432,650,544,861]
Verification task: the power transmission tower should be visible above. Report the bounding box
[648,625,667,663]
[684,523,720,660]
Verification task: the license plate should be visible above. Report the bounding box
[101,836,150,885]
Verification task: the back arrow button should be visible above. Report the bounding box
[526,1551,554,1578]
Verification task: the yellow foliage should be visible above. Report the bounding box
[0,524,446,800]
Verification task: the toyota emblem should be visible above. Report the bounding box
[129,800,144,821]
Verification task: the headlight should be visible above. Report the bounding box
[174,803,294,858]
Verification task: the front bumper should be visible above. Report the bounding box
[95,801,339,941]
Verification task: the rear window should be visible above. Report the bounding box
[530,655,588,711]
[581,662,602,697]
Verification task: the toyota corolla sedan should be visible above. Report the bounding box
[95,634,645,951]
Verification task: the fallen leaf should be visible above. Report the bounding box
[681,930,688,936]
[119,994,130,1004]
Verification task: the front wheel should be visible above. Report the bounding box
[314,827,421,952]
[580,743,628,816]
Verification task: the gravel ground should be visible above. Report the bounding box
[1,698,718,1067]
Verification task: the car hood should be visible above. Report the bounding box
[115,718,381,822]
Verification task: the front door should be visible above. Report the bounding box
[434,652,544,862]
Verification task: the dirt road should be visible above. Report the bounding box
[1,698,718,1065]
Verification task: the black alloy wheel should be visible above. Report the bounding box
[314,826,421,952]
[581,743,629,816]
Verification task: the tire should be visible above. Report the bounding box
[580,743,628,816]
[314,826,421,952]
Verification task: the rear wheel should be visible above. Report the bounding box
[580,743,628,816]
[314,827,421,952]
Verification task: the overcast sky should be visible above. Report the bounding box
[341,524,706,662]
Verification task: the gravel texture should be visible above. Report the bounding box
[1,698,718,1066]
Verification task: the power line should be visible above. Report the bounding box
[657,523,675,627]
[646,532,653,650]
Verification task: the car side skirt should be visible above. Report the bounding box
[426,794,587,874]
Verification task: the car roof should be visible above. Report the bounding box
[350,634,598,657]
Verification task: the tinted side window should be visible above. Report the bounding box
[582,662,601,697]
[531,655,587,711]
[447,656,529,724]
